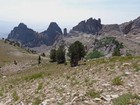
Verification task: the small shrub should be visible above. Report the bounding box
[12,91,19,101]
[86,89,101,98]
[112,48,121,56]
[113,93,140,105]
[133,64,140,72]
[84,77,90,83]
[86,50,103,59]
[37,82,43,91]
[112,76,123,85]
[24,72,43,81]
[38,56,41,64]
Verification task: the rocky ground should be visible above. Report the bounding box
[0,56,140,105]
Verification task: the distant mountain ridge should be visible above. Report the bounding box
[7,16,140,50]
[8,23,47,47]
[7,22,63,47]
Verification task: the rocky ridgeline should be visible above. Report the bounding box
[72,18,102,35]
[100,16,140,36]
[41,22,62,45]
[121,16,140,35]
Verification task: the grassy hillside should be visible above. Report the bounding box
[0,40,34,66]
[0,40,140,105]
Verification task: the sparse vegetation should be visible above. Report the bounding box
[0,40,140,104]
[113,93,140,105]
[12,91,19,101]
[86,89,101,98]
[23,72,44,81]
[93,37,124,57]
[37,82,43,91]
[112,48,121,56]
[86,50,103,59]
[112,76,123,85]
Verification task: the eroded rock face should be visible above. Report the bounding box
[8,23,47,47]
[42,22,62,45]
[72,18,102,35]
[101,24,120,33]
[121,16,140,35]
[122,22,133,34]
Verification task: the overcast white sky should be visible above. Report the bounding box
[0,0,140,35]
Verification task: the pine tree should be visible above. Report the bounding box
[50,49,56,62]
[68,41,86,67]
[56,46,66,64]
[38,56,41,64]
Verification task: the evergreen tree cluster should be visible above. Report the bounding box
[50,46,66,64]
[49,41,86,67]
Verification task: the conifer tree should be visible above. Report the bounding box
[56,46,66,64]
[50,49,56,62]
[68,41,86,67]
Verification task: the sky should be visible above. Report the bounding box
[0,0,140,37]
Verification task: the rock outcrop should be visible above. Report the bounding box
[72,18,102,35]
[42,22,62,45]
[7,23,47,47]
[122,21,133,34]
[7,22,63,47]
[63,28,67,36]
[99,24,122,36]
[121,16,140,35]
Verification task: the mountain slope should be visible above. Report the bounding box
[0,52,140,104]
[0,40,38,74]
